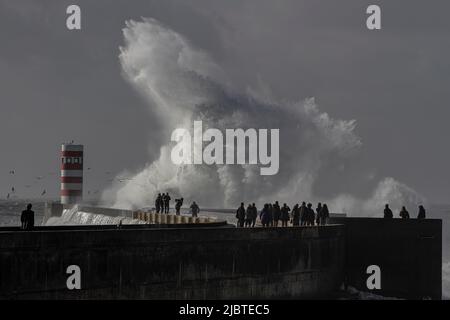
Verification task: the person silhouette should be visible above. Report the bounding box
[384,204,393,218]
[236,202,246,227]
[155,193,162,214]
[21,203,34,230]
[280,203,291,227]
[316,203,322,225]
[320,204,329,225]
[164,193,171,214]
[175,198,184,215]
[399,206,410,219]
[251,203,257,227]
[190,201,200,217]
[273,201,281,227]
[292,204,300,226]
[260,204,270,227]
[417,205,426,219]
[300,202,307,226]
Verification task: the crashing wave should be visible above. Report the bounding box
[100,18,426,217]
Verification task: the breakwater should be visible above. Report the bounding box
[329,217,442,299]
[0,224,345,299]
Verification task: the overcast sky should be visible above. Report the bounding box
[1,0,449,203]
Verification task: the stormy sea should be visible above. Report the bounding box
[0,199,449,299]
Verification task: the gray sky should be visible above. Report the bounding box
[1,0,449,203]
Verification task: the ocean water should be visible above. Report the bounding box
[0,200,448,299]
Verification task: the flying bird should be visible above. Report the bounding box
[41,190,46,196]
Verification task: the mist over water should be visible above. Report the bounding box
[100,18,425,217]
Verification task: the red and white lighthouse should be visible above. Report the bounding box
[61,144,84,205]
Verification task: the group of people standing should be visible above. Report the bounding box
[236,203,258,227]
[154,193,200,217]
[383,204,426,219]
[154,193,428,226]
[236,201,330,228]
[155,193,171,214]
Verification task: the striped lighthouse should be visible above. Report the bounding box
[61,144,84,205]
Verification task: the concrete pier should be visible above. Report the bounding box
[0,206,442,300]
[0,225,345,299]
[329,217,442,300]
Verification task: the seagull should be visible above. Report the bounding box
[41,189,46,196]
[6,193,10,199]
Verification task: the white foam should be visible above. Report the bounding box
[45,205,144,226]
[99,18,425,216]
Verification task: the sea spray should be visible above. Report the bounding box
[101,18,426,216]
